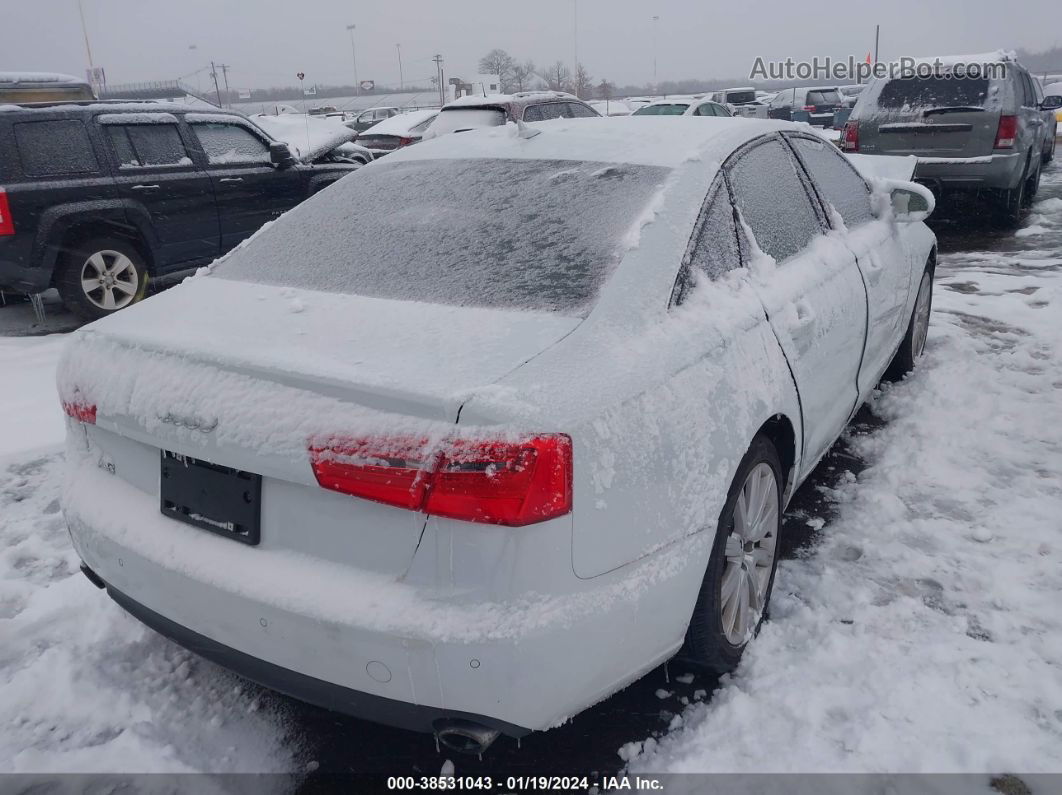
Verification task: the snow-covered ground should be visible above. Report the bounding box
[1,163,1061,779]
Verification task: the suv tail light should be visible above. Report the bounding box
[310,433,573,526]
[0,189,14,237]
[62,399,97,424]
[994,115,1017,149]
[842,120,859,152]
[802,104,817,112]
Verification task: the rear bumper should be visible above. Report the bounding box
[86,568,530,737]
[912,151,1024,192]
[64,450,698,734]
[0,252,51,294]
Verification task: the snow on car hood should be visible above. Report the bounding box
[360,109,438,138]
[251,113,356,163]
[60,276,582,427]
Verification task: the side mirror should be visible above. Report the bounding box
[1041,96,1062,111]
[269,141,296,168]
[883,179,935,223]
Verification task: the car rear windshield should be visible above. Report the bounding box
[807,90,842,105]
[632,104,689,116]
[429,108,507,135]
[212,158,670,315]
[876,76,991,109]
[726,90,757,104]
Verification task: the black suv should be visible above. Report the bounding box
[0,101,360,318]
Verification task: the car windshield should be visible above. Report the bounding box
[428,108,507,135]
[877,76,991,109]
[726,90,756,104]
[632,103,689,116]
[211,158,671,315]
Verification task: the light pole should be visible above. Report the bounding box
[396,43,404,91]
[573,0,578,97]
[346,24,359,97]
[652,15,660,95]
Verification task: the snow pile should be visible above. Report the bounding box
[627,174,1062,774]
[0,335,67,463]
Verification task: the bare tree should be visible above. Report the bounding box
[573,63,593,99]
[596,79,614,101]
[511,59,537,92]
[546,60,572,93]
[479,49,516,92]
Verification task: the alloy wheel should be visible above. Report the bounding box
[80,250,140,311]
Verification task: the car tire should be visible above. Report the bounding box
[683,433,784,675]
[1023,163,1041,206]
[884,266,933,381]
[56,237,149,321]
[1044,136,1055,165]
[993,170,1027,228]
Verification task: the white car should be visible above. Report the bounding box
[59,117,936,755]
[355,108,439,157]
[631,98,733,117]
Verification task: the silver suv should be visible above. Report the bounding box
[843,55,1061,226]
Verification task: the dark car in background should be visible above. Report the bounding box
[768,86,844,126]
[346,106,402,134]
[0,101,360,318]
[843,55,1060,226]
[355,109,438,157]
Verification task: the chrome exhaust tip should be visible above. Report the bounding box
[433,719,501,756]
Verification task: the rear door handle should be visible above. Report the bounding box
[131,184,160,191]
[219,177,244,183]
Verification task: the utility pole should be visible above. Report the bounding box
[346,24,360,96]
[433,54,445,106]
[573,0,578,97]
[217,63,232,108]
[396,44,404,91]
[210,61,223,108]
[874,24,880,63]
[77,0,97,91]
[652,15,660,95]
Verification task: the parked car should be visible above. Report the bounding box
[1039,80,1061,140]
[346,106,401,134]
[355,109,439,157]
[768,86,844,126]
[588,99,633,116]
[843,54,1061,226]
[60,116,936,755]
[631,98,733,117]
[0,101,361,318]
[837,84,866,107]
[707,86,766,118]
[422,92,600,139]
[252,112,373,166]
[0,71,94,103]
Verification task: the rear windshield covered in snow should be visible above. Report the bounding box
[212,158,670,315]
[428,108,507,136]
[877,76,991,109]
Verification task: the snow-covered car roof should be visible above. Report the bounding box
[360,108,438,137]
[384,115,792,169]
[252,113,356,163]
[442,91,579,109]
[0,71,85,86]
[1043,82,1062,98]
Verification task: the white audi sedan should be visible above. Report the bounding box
[59,117,936,754]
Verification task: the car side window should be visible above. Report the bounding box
[524,103,567,122]
[107,125,191,168]
[787,135,874,228]
[192,123,271,165]
[728,138,822,263]
[672,181,741,305]
[1018,71,1035,107]
[567,102,598,118]
[13,119,99,177]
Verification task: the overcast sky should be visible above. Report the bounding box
[4,0,1060,91]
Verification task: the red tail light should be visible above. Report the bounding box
[0,189,14,237]
[842,120,859,152]
[994,115,1017,149]
[310,433,573,526]
[62,400,97,424]
[397,136,414,147]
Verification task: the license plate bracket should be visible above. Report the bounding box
[160,451,262,545]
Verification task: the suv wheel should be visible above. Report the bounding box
[683,434,784,674]
[57,237,148,320]
[993,171,1027,228]
[1023,163,1041,206]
